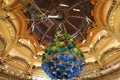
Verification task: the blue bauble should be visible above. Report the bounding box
[42,54,86,79]
[52,57,58,61]
[58,55,64,60]
[68,45,72,49]
[56,64,61,68]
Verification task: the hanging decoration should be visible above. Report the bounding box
[42,26,86,79]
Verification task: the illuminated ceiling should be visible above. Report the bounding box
[0,0,120,80]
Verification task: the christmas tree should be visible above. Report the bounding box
[42,27,86,79]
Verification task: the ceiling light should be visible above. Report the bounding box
[86,16,92,24]
[90,32,92,37]
[98,35,101,40]
[11,71,14,74]
[85,57,96,63]
[82,40,86,44]
[20,71,22,74]
[89,44,93,48]
[40,45,45,49]
[34,56,37,59]
[94,70,96,73]
[28,40,31,45]
[48,15,59,19]
[73,8,80,12]
[59,4,69,7]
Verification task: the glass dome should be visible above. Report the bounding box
[23,0,94,44]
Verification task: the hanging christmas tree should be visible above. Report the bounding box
[42,27,86,79]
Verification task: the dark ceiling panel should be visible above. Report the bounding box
[31,0,94,44]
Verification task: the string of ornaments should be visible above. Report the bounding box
[42,28,86,79]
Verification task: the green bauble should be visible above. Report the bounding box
[67,42,76,49]
[73,48,78,53]
[58,45,63,49]
[56,40,60,43]
[69,49,73,54]
[81,54,85,60]
[58,48,63,53]
[76,52,80,56]
[78,49,82,53]
[50,42,55,46]
[64,33,71,39]
[64,48,68,52]
[48,46,52,51]
[56,41,60,46]
[52,46,56,51]
[42,54,45,61]
[49,50,55,55]
[72,42,76,48]
[58,37,63,41]
[66,42,71,46]
[54,38,58,42]
[44,49,48,53]
[69,38,73,42]
[56,47,59,51]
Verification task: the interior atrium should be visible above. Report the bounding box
[0,0,120,80]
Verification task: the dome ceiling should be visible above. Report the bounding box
[0,0,120,80]
[23,0,94,44]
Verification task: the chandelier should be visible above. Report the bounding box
[42,25,86,79]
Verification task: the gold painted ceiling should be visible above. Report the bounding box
[0,0,120,80]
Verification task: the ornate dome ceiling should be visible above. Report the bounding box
[0,0,120,80]
[32,0,94,44]
[19,0,94,44]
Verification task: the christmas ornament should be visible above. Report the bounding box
[42,27,86,79]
